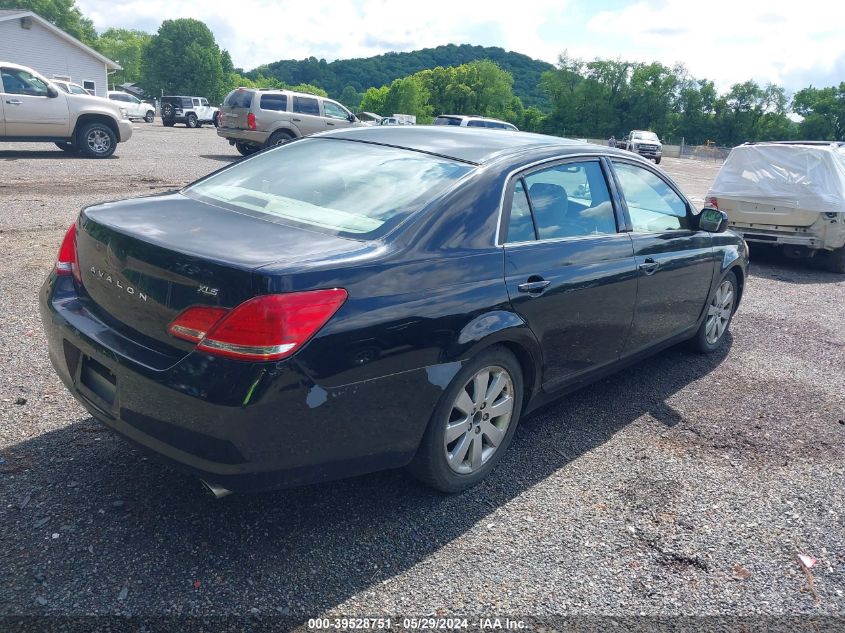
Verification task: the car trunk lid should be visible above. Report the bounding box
[76,192,373,351]
[717,197,821,227]
[219,88,256,130]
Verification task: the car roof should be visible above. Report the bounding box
[322,126,625,165]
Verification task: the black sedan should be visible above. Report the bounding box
[39,127,748,495]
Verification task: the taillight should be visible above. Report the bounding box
[247,112,256,130]
[55,223,82,284]
[166,289,347,361]
[705,195,719,209]
[167,306,228,342]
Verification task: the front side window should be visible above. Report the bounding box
[260,94,287,111]
[520,161,618,239]
[466,120,486,128]
[200,98,208,106]
[293,96,320,115]
[1,67,49,96]
[323,100,349,120]
[612,162,689,232]
[184,138,474,239]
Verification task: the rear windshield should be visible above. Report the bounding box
[224,89,255,108]
[184,139,474,239]
[434,116,462,126]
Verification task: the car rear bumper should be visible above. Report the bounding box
[117,120,133,143]
[39,274,448,492]
[216,127,268,145]
[729,223,845,251]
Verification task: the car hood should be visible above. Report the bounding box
[67,93,124,114]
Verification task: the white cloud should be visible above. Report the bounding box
[77,0,568,71]
[76,0,845,92]
[581,0,845,91]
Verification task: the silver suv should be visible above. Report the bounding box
[217,88,364,155]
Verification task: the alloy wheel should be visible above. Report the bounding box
[86,129,112,155]
[705,279,735,344]
[444,365,514,474]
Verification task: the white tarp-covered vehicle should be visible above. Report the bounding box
[707,141,845,272]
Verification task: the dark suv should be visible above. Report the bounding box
[160,95,217,128]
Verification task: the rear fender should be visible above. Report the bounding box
[449,310,544,405]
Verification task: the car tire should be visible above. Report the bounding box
[77,122,117,158]
[826,246,845,273]
[212,111,219,127]
[654,157,662,164]
[266,130,294,148]
[55,142,77,153]
[162,119,174,127]
[144,110,154,123]
[408,347,524,493]
[186,113,198,128]
[235,142,259,156]
[691,270,738,353]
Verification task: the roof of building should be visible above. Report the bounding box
[0,10,121,70]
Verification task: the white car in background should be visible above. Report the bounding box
[108,91,155,123]
[707,141,845,273]
[52,80,90,96]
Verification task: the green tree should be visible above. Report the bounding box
[384,76,431,120]
[142,19,226,101]
[0,0,97,45]
[793,84,845,140]
[339,85,362,110]
[359,86,389,115]
[94,28,151,86]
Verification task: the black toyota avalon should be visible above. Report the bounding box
[40,127,748,495]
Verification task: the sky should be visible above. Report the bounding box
[76,0,845,92]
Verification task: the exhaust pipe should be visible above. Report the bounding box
[201,479,232,499]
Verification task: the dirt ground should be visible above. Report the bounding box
[0,125,843,623]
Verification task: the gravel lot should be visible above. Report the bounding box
[1,125,843,623]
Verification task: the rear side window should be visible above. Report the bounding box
[434,116,462,126]
[505,180,537,242]
[260,94,287,111]
[224,89,255,108]
[466,120,486,128]
[293,96,320,115]
[612,162,689,232]
[518,161,618,240]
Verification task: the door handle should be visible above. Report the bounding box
[638,257,659,275]
[327,122,335,126]
[517,279,551,294]
[5,99,22,105]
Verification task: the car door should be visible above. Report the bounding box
[291,95,324,136]
[127,95,146,118]
[0,90,5,136]
[502,158,638,389]
[322,99,353,130]
[0,66,68,137]
[609,159,715,354]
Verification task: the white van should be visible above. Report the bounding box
[707,141,845,272]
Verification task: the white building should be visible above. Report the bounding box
[0,10,120,97]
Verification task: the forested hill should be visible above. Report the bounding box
[248,44,555,108]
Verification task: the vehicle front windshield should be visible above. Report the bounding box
[633,131,659,141]
[184,138,475,239]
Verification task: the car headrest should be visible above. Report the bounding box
[528,183,568,216]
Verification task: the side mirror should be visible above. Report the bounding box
[698,208,728,233]
[47,86,59,98]
[348,113,357,122]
